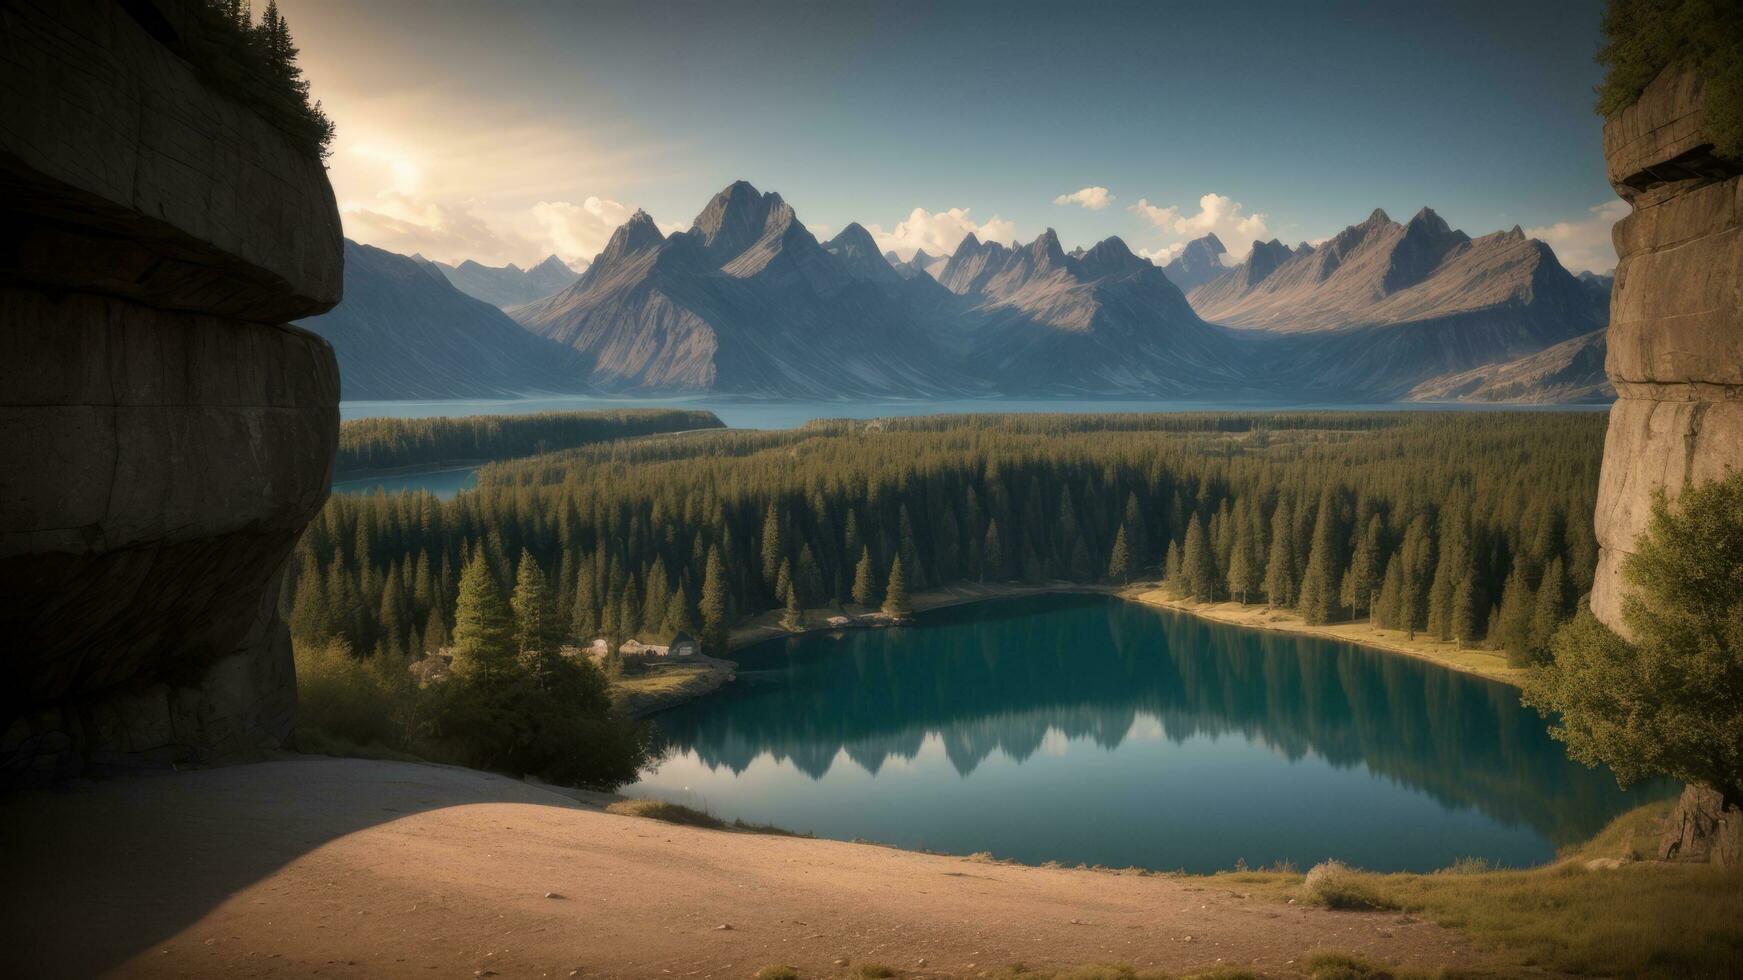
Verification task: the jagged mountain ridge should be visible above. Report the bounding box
[1187,207,1603,398]
[934,228,1243,393]
[431,254,578,310]
[511,182,968,397]
[298,241,591,400]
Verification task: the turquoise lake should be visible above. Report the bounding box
[628,594,1667,874]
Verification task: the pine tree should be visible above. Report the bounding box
[983,519,1004,581]
[1107,525,1132,584]
[1182,514,1217,602]
[1297,495,1339,625]
[1451,565,1479,649]
[452,553,515,686]
[1375,554,1405,630]
[1398,514,1434,639]
[796,544,824,607]
[510,550,559,669]
[1226,517,1253,603]
[1163,540,1183,592]
[1496,566,1535,665]
[780,581,804,632]
[760,503,785,594]
[1263,499,1295,608]
[1528,556,1567,662]
[852,547,877,607]
[422,605,449,654]
[882,556,912,617]
[699,547,729,656]
[376,564,408,658]
[289,551,331,643]
[1340,514,1382,622]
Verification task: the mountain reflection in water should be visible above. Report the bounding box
[633,594,1669,872]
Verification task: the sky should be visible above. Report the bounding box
[279,0,1622,274]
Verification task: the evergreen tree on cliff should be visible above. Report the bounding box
[1526,471,1743,811]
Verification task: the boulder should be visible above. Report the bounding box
[1592,68,1743,635]
[0,0,341,787]
[1658,784,1743,867]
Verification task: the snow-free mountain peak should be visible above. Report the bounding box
[1162,234,1231,292]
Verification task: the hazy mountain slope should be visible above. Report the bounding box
[297,241,590,400]
[1189,208,1603,398]
[434,254,578,309]
[511,182,968,397]
[1160,234,1227,292]
[1405,329,1612,403]
[940,229,1243,393]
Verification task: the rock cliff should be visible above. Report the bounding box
[0,0,342,786]
[1591,68,1743,636]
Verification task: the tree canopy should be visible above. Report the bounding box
[1525,470,1743,809]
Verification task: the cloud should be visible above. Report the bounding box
[524,197,644,267]
[865,207,1017,261]
[1526,200,1626,274]
[340,190,535,266]
[1129,192,1270,264]
[1137,242,1187,265]
[1053,186,1114,210]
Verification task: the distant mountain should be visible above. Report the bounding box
[824,223,902,285]
[935,229,1242,393]
[887,248,950,282]
[1406,329,1612,403]
[1188,208,1602,398]
[433,254,578,309]
[1160,233,1227,292]
[298,240,590,400]
[511,181,967,397]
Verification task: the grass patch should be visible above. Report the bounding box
[1238,803,1743,979]
[606,798,728,829]
[849,964,897,979]
[605,798,807,837]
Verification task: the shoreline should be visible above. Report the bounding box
[617,578,1521,718]
[1126,587,1525,687]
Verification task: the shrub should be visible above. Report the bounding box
[1596,0,1743,159]
[1302,860,1397,911]
[293,637,416,753]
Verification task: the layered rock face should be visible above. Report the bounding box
[1591,69,1743,635]
[0,0,342,786]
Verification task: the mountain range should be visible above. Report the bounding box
[1187,207,1605,398]
[296,241,590,400]
[427,254,579,309]
[312,180,1612,403]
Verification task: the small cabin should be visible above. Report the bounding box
[669,631,699,658]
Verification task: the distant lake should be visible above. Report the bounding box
[629,594,1666,874]
[340,394,1610,430]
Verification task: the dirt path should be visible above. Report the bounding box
[0,758,1505,979]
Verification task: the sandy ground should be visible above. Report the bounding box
[1128,589,1524,687]
[0,758,1506,979]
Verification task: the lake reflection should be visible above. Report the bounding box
[630,594,1668,873]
